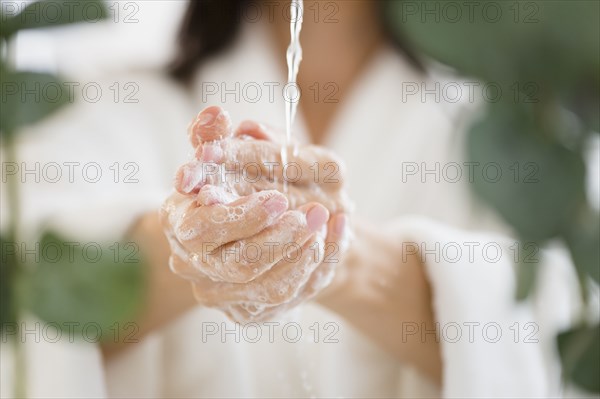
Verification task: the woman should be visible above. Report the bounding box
[7,0,579,397]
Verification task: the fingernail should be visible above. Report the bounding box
[197,106,219,127]
[306,204,329,232]
[235,120,272,141]
[264,195,288,215]
[179,163,205,194]
[334,214,346,236]
[177,165,194,193]
[237,120,259,133]
[192,106,232,142]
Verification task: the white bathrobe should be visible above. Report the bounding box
[0,20,589,399]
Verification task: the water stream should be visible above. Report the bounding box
[282,0,304,193]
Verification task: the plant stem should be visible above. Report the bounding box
[5,135,21,245]
[0,140,26,397]
[4,133,26,399]
[3,31,26,398]
[12,329,26,399]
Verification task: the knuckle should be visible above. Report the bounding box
[265,282,298,305]
[174,223,196,243]
[221,259,257,283]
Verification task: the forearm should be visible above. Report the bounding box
[101,211,198,359]
[316,219,442,385]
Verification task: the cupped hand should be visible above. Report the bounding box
[176,106,352,212]
[161,106,352,322]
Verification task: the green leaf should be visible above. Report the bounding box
[0,68,72,135]
[467,102,587,242]
[561,84,600,134]
[0,236,18,338]
[557,324,600,393]
[389,0,521,83]
[1,0,107,38]
[564,212,600,284]
[21,232,146,341]
[391,1,599,91]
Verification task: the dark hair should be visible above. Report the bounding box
[169,0,424,82]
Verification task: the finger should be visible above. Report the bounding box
[161,191,196,232]
[224,295,297,323]
[234,120,274,141]
[189,106,233,146]
[219,139,345,189]
[175,151,228,195]
[175,160,206,194]
[222,303,278,323]
[222,290,306,322]
[324,213,350,264]
[230,178,353,214]
[197,203,329,283]
[224,213,351,321]
[168,252,200,281]
[174,190,288,250]
[178,139,346,197]
[195,142,224,163]
[191,232,325,306]
[306,213,349,293]
[196,184,239,206]
[229,260,336,323]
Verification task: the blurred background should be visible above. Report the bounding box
[10,0,185,76]
[1,0,599,398]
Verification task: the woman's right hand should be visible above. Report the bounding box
[160,106,351,322]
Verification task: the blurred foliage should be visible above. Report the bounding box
[1,0,107,38]
[0,69,73,134]
[558,324,600,393]
[21,232,145,334]
[468,102,587,242]
[0,0,145,361]
[0,236,17,331]
[389,0,600,393]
